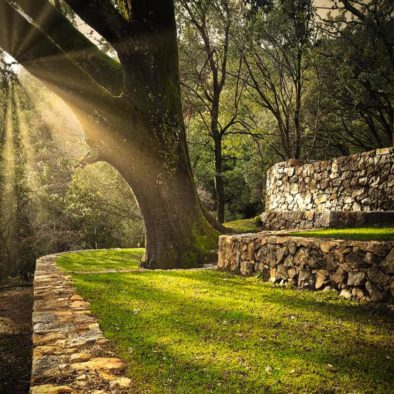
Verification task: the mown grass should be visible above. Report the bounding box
[57,248,144,272]
[292,227,394,241]
[224,218,261,233]
[58,250,394,393]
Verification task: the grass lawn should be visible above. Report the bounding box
[57,248,144,272]
[224,218,261,233]
[292,227,394,241]
[57,250,394,393]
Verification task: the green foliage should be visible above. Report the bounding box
[0,77,144,281]
[64,162,144,249]
[178,0,268,221]
[180,0,393,223]
[306,0,394,154]
[292,227,394,241]
[60,250,394,393]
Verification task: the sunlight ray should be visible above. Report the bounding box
[22,78,88,158]
[14,91,40,192]
[0,88,17,276]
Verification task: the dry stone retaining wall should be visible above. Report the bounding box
[31,254,131,394]
[218,233,394,303]
[261,211,394,231]
[265,147,394,213]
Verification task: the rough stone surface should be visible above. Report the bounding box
[218,233,394,303]
[261,211,394,230]
[261,147,394,230]
[30,255,131,394]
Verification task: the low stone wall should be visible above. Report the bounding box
[31,254,131,393]
[218,233,394,303]
[261,211,394,230]
[265,147,394,213]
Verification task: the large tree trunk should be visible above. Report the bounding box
[120,154,219,269]
[0,0,223,269]
[65,74,220,268]
[94,106,220,269]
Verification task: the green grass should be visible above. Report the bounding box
[292,227,394,241]
[59,250,394,393]
[224,218,261,233]
[57,248,144,272]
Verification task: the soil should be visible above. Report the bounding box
[0,286,33,394]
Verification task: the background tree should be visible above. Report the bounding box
[244,0,315,160]
[313,0,394,150]
[178,0,246,223]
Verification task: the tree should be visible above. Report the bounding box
[178,0,245,223]
[0,0,223,269]
[0,71,37,280]
[244,0,314,159]
[315,0,394,148]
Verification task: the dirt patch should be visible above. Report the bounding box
[0,286,33,394]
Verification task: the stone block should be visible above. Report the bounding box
[269,268,277,283]
[298,269,312,288]
[347,272,366,286]
[365,281,384,302]
[240,261,254,276]
[340,289,352,300]
[332,268,345,285]
[367,267,389,286]
[352,287,366,300]
[315,270,329,289]
[276,264,288,280]
[320,242,333,253]
[381,248,394,273]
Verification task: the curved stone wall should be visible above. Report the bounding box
[265,147,394,213]
[31,254,131,393]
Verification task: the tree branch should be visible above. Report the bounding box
[0,1,116,112]
[14,0,123,94]
[64,0,130,46]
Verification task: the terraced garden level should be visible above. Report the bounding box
[57,250,394,393]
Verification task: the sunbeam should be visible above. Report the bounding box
[14,91,40,193]
[1,87,17,277]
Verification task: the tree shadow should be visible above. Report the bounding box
[169,270,394,325]
[74,272,394,392]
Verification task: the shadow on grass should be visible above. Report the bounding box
[73,272,394,393]
[136,269,394,325]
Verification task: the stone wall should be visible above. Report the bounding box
[264,148,394,227]
[218,233,394,303]
[262,211,394,231]
[31,254,131,393]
